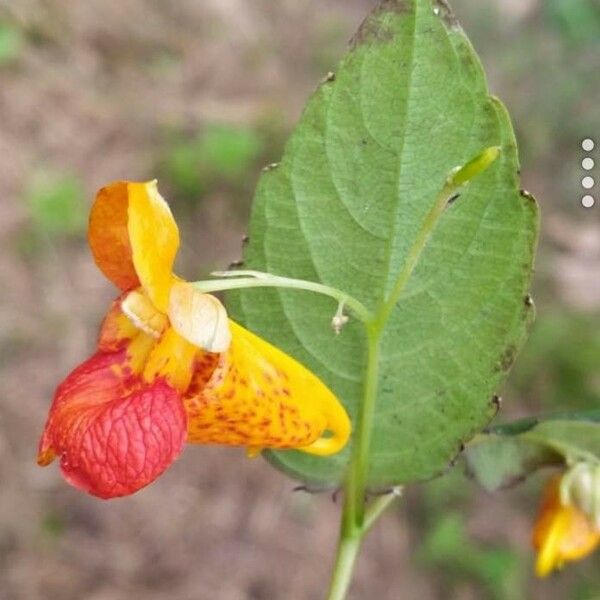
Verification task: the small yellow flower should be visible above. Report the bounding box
[532,473,600,577]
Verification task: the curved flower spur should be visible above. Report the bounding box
[38,180,351,499]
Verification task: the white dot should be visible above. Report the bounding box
[582,176,594,189]
[582,157,594,170]
[582,195,595,208]
[582,138,595,152]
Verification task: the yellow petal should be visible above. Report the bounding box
[168,282,231,353]
[143,327,198,393]
[533,475,600,577]
[184,320,351,455]
[535,507,570,577]
[127,181,180,312]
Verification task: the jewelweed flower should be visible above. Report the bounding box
[38,181,351,499]
[532,473,600,577]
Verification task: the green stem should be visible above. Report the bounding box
[325,192,450,599]
[375,180,457,328]
[376,145,500,328]
[326,531,362,600]
[337,178,461,548]
[194,271,372,323]
[325,327,383,600]
[344,325,382,528]
[326,489,399,600]
[363,489,401,533]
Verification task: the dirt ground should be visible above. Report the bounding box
[0,1,598,599]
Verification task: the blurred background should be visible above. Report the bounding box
[0,0,598,598]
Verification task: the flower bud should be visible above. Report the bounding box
[561,462,600,529]
[447,146,501,187]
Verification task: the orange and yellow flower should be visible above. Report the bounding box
[38,180,350,499]
[532,474,600,577]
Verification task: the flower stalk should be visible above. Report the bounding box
[195,270,373,324]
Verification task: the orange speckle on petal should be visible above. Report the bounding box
[183,320,350,454]
[143,327,198,393]
[98,295,139,352]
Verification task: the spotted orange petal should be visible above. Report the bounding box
[37,350,187,499]
[184,320,350,455]
[97,294,140,352]
[143,326,199,394]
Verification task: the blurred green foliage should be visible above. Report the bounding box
[414,472,526,598]
[509,312,600,411]
[418,514,525,600]
[25,170,87,237]
[455,0,599,210]
[0,21,23,65]
[545,0,600,44]
[40,510,66,540]
[159,124,265,202]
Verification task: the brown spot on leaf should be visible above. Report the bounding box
[490,395,502,417]
[499,344,517,372]
[519,188,536,202]
[445,438,468,469]
[434,0,459,28]
[350,0,412,48]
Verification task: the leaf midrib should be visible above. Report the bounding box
[381,3,419,305]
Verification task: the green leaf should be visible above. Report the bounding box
[465,413,600,491]
[229,0,538,487]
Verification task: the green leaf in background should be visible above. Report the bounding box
[509,312,600,410]
[201,125,263,180]
[0,22,24,66]
[465,412,600,491]
[544,0,600,45]
[229,0,538,487]
[160,124,264,199]
[418,514,525,600]
[25,170,87,236]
